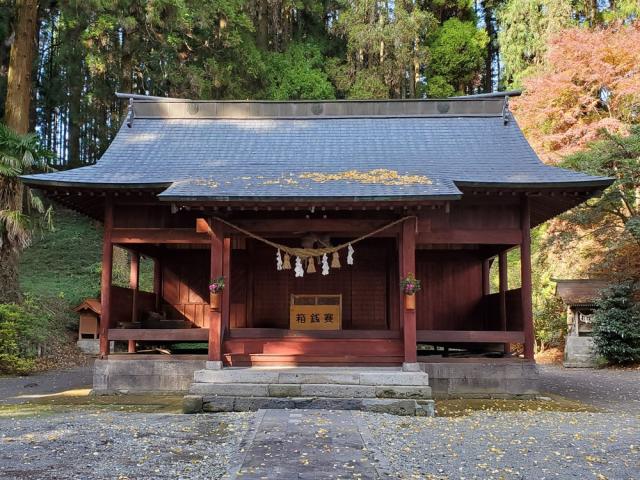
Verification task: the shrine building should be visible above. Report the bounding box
[22,94,613,403]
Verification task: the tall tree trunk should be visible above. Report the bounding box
[4,0,39,134]
[483,3,496,93]
[67,23,85,167]
[1,0,39,303]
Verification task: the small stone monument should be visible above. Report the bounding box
[555,279,608,368]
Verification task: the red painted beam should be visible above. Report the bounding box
[418,229,522,245]
[228,328,401,339]
[108,328,209,341]
[111,228,210,244]
[416,330,525,343]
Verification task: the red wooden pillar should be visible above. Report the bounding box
[401,217,417,364]
[153,257,162,311]
[222,237,231,334]
[99,198,114,358]
[128,251,140,353]
[482,258,492,296]
[498,250,509,354]
[520,196,535,360]
[208,219,224,363]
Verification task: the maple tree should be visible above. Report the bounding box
[512,22,640,163]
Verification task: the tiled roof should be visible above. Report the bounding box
[22,98,612,200]
[555,280,610,306]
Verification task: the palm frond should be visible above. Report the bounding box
[0,123,55,252]
[0,161,19,177]
[27,188,45,213]
[0,209,31,249]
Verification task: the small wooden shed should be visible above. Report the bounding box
[74,298,101,339]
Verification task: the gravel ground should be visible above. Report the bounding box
[361,410,640,480]
[538,364,640,414]
[1,365,639,479]
[0,411,253,480]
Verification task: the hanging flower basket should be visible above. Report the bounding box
[209,276,225,310]
[400,273,422,311]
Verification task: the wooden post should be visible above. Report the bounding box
[482,258,492,296]
[499,250,509,354]
[520,196,535,360]
[128,251,140,353]
[208,219,224,362]
[401,217,417,364]
[153,257,162,311]
[222,237,231,335]
[99,198,114,358]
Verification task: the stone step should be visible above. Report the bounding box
[192,368,429,386]
[189,382,432,399]
[183,394,435,416]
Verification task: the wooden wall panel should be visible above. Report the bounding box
[161,250,209,327]
[109,286,155,326]
[249,239,394,330]
[506,288,523,331]
[415,251,485,331]
[350,246,390,330]
[483,289,524,332]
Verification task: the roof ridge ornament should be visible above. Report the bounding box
[502,95,512,125]
[126,98,135,128]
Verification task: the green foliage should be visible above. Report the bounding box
[20,208,103,305]
[263,42,335,100]
[555,127,640,279]
[602,0,640,22]
[0,297,72,374]
[0,123,53,250]
[332,0,437,98]
[534,292,566,349]
[592,282,640,364]
[347,70,390,99]
[497,0,572,88]
[426,18,489,96]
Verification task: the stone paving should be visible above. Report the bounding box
[226,409,382,479]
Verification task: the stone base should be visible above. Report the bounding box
[419,361,540,398]
[92,358,207,394]
[184,395,435,416]
[186,366,433,416]
[77,339,113,355]
[564,336,599,368]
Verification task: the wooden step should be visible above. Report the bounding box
[223,353,404,367]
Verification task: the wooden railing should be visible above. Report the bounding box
[416,330,525,344]
[108,328,209,342]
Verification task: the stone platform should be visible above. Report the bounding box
[564,336,599,368]
[420,360,540,398]
[184,366,434,416]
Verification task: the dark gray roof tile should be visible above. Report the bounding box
[22,99,612,200]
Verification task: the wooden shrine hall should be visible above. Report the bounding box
[23,95,612,369]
